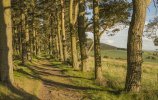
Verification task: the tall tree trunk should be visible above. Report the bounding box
[78,0,88,72]
[70,25,79,70]
[57,11,64,61]
[18,23,22,56]
[21,11,29,65]
[25,19,30,60]
[93,0,103,82]
[52,14,59,60]
[35,32,39,56]
[56,33,60,60]
[0,0,14,84]
[33,28,36,56]
[61,0,68,62]
[49,17,53,56]
[125,0,150,92]
[69,0,79,70]
[49,14,53,56]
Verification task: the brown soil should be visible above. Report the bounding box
[30,60,85,100]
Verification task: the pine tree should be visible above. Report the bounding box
[125,0,151,92]
[0,0,14,84]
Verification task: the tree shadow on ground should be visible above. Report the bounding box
[17,62,122,96]
[29,64,93,80]
[0,82,39,100]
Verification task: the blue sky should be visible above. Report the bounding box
[147,0,158,22]
[134,0,157,22]
[86,0,158,51]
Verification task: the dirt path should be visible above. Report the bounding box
[30,60,85,100]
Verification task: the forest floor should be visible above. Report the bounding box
[0,57,104,100]
[31,59,85,100]
[0,53,158,100]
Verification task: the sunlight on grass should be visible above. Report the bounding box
[0,60,43,99]
[1,51,158,100]
[57,56,158,100]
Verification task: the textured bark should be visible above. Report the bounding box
[61,0,68,62]
[52,14,59,60]
[12,22,17,54]
[56,33,60,60]
[49,34,52,56]
[78,0,88,72]
[35,32,39,56]
[49,16,53,56]
[21,11,29,65]
[125,0,150,92]
[57,11,64,61]
[69,0,79,70]
[70,25,79,70]
[0,0,14,84]
[19,21,22,56]
[33,28,37,56]
[93,0,103,81]
[25,19,30,60]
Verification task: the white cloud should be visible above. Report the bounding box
[106,40,114,44]
[87,28,158,51]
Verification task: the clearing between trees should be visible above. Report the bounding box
[0,55,158,100]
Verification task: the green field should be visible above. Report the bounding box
[90,50,158,63]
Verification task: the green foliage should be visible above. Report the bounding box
[99,0,130,27]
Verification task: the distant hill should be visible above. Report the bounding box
[100,43,117,50]
[100,43,127,50]
[87,38,126,50]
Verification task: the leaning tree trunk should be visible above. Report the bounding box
[125,0,150,92]
[93,0,103,82]
[78,0,88,72]
[0,0,14,84]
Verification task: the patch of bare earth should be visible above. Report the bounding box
[32,60,85,100]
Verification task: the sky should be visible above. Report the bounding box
[128,0,158,22]
[145,0,157,22]
[87,27,158,51]
[86,0,158,51]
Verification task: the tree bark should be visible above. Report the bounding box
[93,0,103,82]
[57,10,64,61]
[21,10,29,65]
[49,15,53,56]
[61,0,68,62]
[69,0,79,70]
[125,0,150,92]
[0,0,14,84]
[78,0,88,72]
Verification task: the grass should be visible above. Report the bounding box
[0,60,42,100]
[56,52,158,100]
[90,50,158,63]
[14,60,43,96]
[0,50,158,100]
[55,49,158,99]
